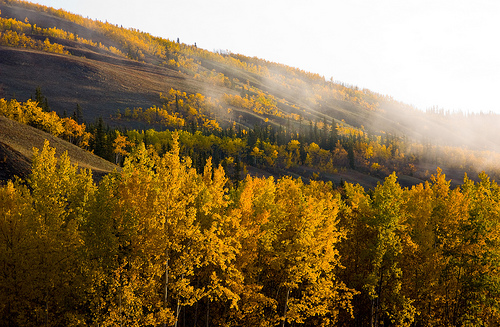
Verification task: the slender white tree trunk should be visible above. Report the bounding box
[174,298,181,327]
[164,258,169,327]
[282,287,290,327]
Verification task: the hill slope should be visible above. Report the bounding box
[0,45,226,128]
[2,0,500,187]
[0,116,117,182]
[0,0,495,136]
[0,1,406,129]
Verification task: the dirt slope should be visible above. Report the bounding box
[0,46,230,127]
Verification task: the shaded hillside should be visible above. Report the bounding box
[0,116,117,182]
[0,46,227,128]
[0,141,31,181]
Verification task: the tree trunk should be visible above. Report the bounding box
[193,299,199,327]
[206,298,210,327]
[174,298,181,327]
[371,268,383,327]
[164,258,169,327]
[119,289,122,327]
[282,287,290,327]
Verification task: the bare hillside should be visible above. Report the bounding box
[0,47,229,126]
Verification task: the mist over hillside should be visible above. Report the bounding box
[1,0,500,186]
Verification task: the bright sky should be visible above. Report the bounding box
[33,0,500,113]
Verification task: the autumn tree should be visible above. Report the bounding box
[0,140,95,326]
[112,131,132,165]
[446,173,500,325]
[259,177,354,325]
[224,176,278,326]
[339,174,415,326]
[0,180,34,326]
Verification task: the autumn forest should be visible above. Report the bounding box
[2,0,500,326]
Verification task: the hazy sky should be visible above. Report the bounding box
[33,0,500,113]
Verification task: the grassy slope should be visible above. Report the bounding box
[0,2,372,129]
[0,116,117,180]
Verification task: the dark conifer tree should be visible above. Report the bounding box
[347,141,355,169]
[92,117,106,158]
[73,104,84,124]
[32,87,50,112]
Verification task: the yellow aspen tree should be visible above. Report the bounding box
[366,173,416,327]
[81,172,123,325]
[112,131,132,165]
[225,175,278,326]
[154,133,206,326]
[191,158,244,326]
[85,141,173,327]
[61,117,82,144]
[337,181,375,325]
[449,173,500,325]
[116,143,166,326]
[264,177,353,326]
[400,181,443,326]
[24,140,94,326]
[427,169,468,325]
[340,173,416,326]
[0,180,34,326]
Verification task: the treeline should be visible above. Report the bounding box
[5,94,500,187]
[6,92,500,191]
[1,138,500,326]
[117,126,416,183]
[110,88,416,179]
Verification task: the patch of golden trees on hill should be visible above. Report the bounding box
[222,92,280,117]
[119,89,221,131]
[0,29,67,54]
[0,15,124,56]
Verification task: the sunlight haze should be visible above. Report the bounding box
[34,0,500,113]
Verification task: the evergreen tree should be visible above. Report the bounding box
[73,103,83,124]
[347,141,355,169]
[32,86,50,112]
[92,117,106,158]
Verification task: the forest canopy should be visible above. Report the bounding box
[1,138,500,326]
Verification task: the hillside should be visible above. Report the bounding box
[0,116,117,181]
[0,46,217,127]
[0,2,453,129]
[2,0,500,187]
